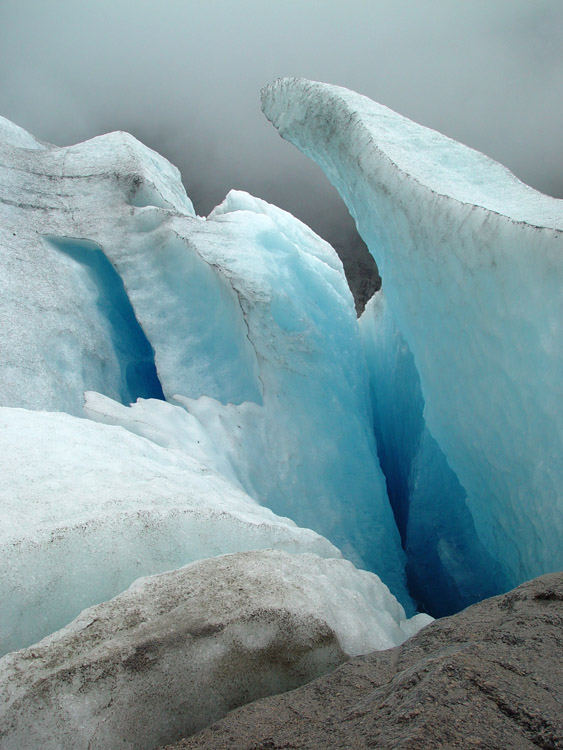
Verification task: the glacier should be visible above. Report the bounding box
[1,71,561,676]
[0,81,561,747]
[262,78,563,600]
[0,120,192,415]
[360,293,510,615]
[0,110,414,661]
[0,406,346,655]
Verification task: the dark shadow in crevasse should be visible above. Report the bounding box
[45,236,164,404]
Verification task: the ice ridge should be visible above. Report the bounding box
[262,77,563,598]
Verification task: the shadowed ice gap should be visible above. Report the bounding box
[46,236,164,404]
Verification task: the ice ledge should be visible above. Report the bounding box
[262,78,563,230]
[261,76,562,591]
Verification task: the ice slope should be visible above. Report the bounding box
[0,118,410,607]
[0,550,430,750]
[361,293,510,616]
[85,385,403,591]
[0,115,46,150]
[0,406,345,656]
[262,78,563,590]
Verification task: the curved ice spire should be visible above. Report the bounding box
[262,78,563,589]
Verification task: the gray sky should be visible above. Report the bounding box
[0,0,561,252]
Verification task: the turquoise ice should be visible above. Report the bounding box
[262,78,563,599]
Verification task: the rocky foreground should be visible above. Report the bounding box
[166,572,562,749]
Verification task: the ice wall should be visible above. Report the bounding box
[361,293,510,615]
[0,126,193,415]
[83,190,410,605]
[0,118,410,610]
[262,78,563,592]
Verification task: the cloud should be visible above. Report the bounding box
[0,0,561,254]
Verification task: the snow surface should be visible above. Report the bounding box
[262,78,563,590]
[0,550,430,749]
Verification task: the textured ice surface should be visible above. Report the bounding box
[263,78,563,590]
[80,187,409,604]
[0,128,193,414]
[124,189,408,603]
[361,293,510,616]
[0,115,46,149]
[0,550,430,750]
[0,407,345,655]
[0,120,409,608]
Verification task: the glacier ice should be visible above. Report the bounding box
[4,74,560,693]
[130,188,408,602]
[0,119,411,609]
[361,293,510,615]
[0,115,45,150]
[84,379,408,603]
[262,78,563,595]
[0,111,418,664]
[0,123,192,415]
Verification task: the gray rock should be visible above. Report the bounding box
[332,231,381,316]
[167,572,563,749]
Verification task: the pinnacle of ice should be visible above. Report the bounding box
[262,77,563,599]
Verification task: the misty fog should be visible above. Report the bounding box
[1,0,561,274]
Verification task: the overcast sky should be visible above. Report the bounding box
[0,0,561,251]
